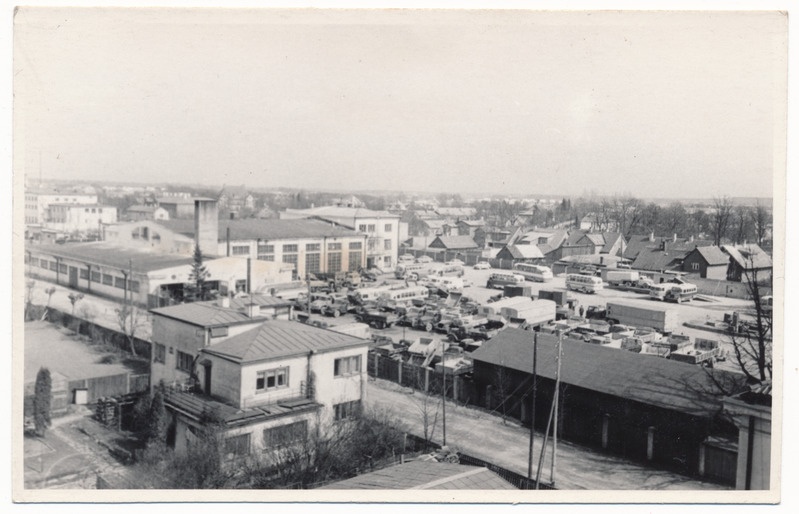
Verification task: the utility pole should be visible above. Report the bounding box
[550,334,563,486]
[441,341,447,446]
[527,331,538,480]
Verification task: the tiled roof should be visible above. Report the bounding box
[31,242,196,273]
[202,320,370,363]
[471,328,746,417]
[319,461,516,490]
[156,218,361,241]
[692,246,730,266]
[150,302,259,327]
[631,247,689,272]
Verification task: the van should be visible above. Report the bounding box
[486,272,525,289]
[565,274,604,293]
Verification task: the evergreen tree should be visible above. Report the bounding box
[186,243,211,302]
[146,389,169,443]
[33,367,52,437]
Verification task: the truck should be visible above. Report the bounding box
[513,300,557,328]
[669,338,724,365]
[504,284,534,298]
[354,309,399,329]
[601,269,655,290]
[605,300,680,333]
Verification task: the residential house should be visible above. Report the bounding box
[681,246,730,280]
[163,319,370,460]
[495,244,545,263]
[428,235,479,252]
[471,329,744,484]
[218,185,255,214]
[435,206,477,219]
[281,206,401,271]
[722,244,773,283]
[483,226,523,249]
[125,205,170,222]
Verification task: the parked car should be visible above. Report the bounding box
[473,261,491,270]
[416,255,434,264]
[321,298,352,317]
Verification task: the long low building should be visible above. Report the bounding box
[470,329,747,485]
[25,242,292,308]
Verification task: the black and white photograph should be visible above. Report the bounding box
[8,1,791,506]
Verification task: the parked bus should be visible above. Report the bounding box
[513,263,553,283]
[565,274,604,294]
[348,286,393,305]
[377,285,431,304]
[395,262,428,279]
[650,282,697,303]
[486,272,526,289]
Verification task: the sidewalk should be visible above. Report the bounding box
[365,378,729,490]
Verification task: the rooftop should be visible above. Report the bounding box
[156,218,361,241]
[320,461,516,490]
[691,246,730,266]
[202,320,370,363]
[284,205,399,219]
[430,235,478,250]
[30,242,196,273]
[150,301,262,327]
[471,328,746,417]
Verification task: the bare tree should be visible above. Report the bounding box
[751,203,772,247]
[115,302,144,356]
[727,259,772,383]
[68,292,84,316]
[732,205,754,245]
[712,196,734,247]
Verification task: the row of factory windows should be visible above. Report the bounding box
[25,255,140,292]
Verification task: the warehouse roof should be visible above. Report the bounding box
[156,218,362,241]
[471,328,746,417]
[150,301,260,327]
[31,242,197,273]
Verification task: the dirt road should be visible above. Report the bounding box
[365,378,728,491]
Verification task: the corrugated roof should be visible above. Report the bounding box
[319,461,516,490]
[692,246,730,266]
[202,320,370,363]
[471,328,746,417]
[150,302,258,327]
[31,242,196,273]
[155,218,361,241]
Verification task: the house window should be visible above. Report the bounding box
[263,420,308,449]
[384,239,392,251]
[358,224,367,232]
[59,263,68,273]
[305,253,321,275]
[259,255,275,262]
[79,269,89,279]
[349,242,362,250]
[328,242,342,251]
[306,243,320,252]
[283,254,298,266]
[692,263,699,271]
[327,252,342,273]
[334,355,361,377]
[257,244,274,255]
[256,367,289,392]
[334,400,362,421]
[102,274,113,286]
[210,326,229,338]
[176,351,194,373]
[367,224,376,232]
[153,343,166,364]
[384,257,392,268]
[224,433,251,458]
[91,271,101,282]
[282,244,298,253]
[385,224,392,232]
[114,276,127,289]
[232,245,250,256]
[348,252,362,271]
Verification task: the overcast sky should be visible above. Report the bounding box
[13,8,785,198]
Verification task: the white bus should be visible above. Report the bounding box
[565,274,604,294]
[513,263,554,283]
[650,282,697,303]
[395,262,427,279]
[377,285,431,304]
[486,272,526,289]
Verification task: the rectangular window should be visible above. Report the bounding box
[176,350,194,372]
[367,224,376,232]
[130,281,140,293]
[256,367,289,392]
[263,420,308,449]
[91,271,101,282]
[102,274,113,286]
[283,254,298,266]
[59,263,68,273]
[692,262,699,271]
[306,243,321,252]
[114,276,127,289]
[334,355,361,377]
[232,245,250,256]
[79,269,89,279]
[282,244,298,253]
[385,223,393,232]
[153,343,166,364]
[305,253,321,275]
[257,244,274,255]
[334,400,362,421]
[348,252,362,271]
[349,242,362,250]
[210,326,229,338]
[224,433,251,458]
[327,252,342,273]
[40,260,49,270]
[328,242,342,251]
[258,255,275,262]
[358,224,367,232]
[384,239,392,251]
[384,257,392,269]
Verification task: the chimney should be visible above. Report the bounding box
[649,231,655,242]
[219,296,230,308]
[600,256,605,265]
[246,302,259,318]
[673,233,677,243]
[194,198,219,257]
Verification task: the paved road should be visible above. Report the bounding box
[365,378,728,491]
